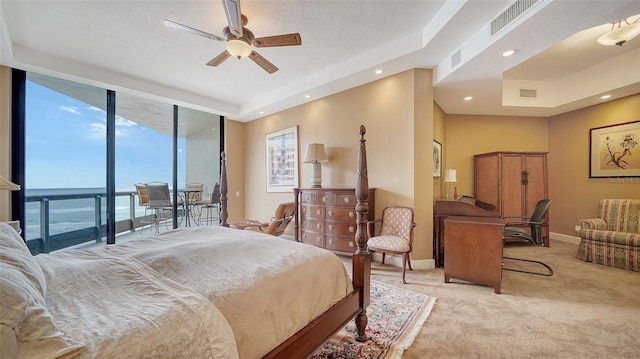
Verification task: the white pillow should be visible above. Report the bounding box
[0,223,84,359]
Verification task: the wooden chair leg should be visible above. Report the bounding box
[406,253,413,270]
[381,253,386,264]
[401,254,407,284]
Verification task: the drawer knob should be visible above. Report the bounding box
[316,209,321,215]
[343,197,350,204]
[348,226,354,233]
[348,211,354,218]
[349,241,354,248]
[316,236,321,243]
[327,210,333,216]
[328,224,334,231]
[328,238,334,245]
[322,196,326,203]
[302,207,306,214]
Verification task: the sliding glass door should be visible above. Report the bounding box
[17,70,222,254]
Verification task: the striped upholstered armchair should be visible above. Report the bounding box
[366,206,416,284]
[576,199,640,272]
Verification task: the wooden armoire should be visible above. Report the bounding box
[473,151,549,246]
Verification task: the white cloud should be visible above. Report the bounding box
[88,121,130,138]
[59,106,81,115]
[87,106,104,112]
[116,116,136,127]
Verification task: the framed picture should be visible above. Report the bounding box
[589,120,640,178]
[265,126,299,192]
[433,140,442,177]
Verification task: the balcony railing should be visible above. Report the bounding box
[25,190,171,254]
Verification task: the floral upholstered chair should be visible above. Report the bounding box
[366,206,416,284]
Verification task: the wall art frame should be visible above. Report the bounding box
[433,140,442,177]
[265,126,299,192]
[589,120,640,178]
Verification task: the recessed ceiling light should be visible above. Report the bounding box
[464,96,473,101]
[600,95,612,100]
[501,50,516,57]
[305,95,311,99]
[259,111,264,114]
[375,69,383,75]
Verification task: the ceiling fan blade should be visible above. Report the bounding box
[207,51,232,66]
[222,0,243,37]
[249,51,278,74]
[164,19,224,42]
[253,33,302,47]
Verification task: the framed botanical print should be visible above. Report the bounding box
[589,120,640,178]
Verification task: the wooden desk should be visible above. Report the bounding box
[444,216,504,294]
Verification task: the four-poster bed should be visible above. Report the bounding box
[0,126,372,359]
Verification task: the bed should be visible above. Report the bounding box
[0,125,372,359]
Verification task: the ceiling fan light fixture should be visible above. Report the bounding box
[597,17,640,46]
[226,39,252,58]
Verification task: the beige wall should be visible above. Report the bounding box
[548,94,640,236]
[223,118,246,226]
[444,114,549,198]
[433,103,446,199]
[230,69,436,260]
[1,66,12,221]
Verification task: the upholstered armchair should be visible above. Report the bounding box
[576,199,640,272]
[366,206,416,284]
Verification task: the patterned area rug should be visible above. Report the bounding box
[309,281,437,359]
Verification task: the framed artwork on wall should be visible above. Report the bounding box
[265,126,299,192]
[433,140,442,177]
[589,120,640,178]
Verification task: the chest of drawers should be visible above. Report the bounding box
[294,188,375,255]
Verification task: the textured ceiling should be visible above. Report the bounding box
[1,0,639,123]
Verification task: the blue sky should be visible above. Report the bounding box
[26,81,185,190]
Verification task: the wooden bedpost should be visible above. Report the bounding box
[220,151,229,227]
[353,124,371,342]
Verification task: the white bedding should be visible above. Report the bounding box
[33,226,353,359]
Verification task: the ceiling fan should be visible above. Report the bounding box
[164,0,302,74]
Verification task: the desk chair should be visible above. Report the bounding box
[502,199,553,276]
[366,206,416,284]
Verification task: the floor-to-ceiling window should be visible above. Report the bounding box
[24,73,106,253]
[17,70,222,254]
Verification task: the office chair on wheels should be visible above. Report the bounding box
[502,199,554,276]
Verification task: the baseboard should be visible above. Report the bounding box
[371,252,434,270]
[550,232,581,245]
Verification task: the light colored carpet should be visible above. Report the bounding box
[342,239,640,358]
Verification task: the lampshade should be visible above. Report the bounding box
[597,17,640,46]
[0,175,20,191]
[443,169,457,183]
[226,39,252,58]
[303,143,329,163]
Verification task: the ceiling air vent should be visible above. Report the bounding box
[520,89,537,98]
[451,49,462,68]
[491,0,540,35]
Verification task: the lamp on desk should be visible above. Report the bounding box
[444,169,457,199]
[303,143,329,188]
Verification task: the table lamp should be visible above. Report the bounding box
[0,175,20,191]
[444,168,457,199]
[303,143,329,188]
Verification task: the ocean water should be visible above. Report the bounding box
[25,188,146,240]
